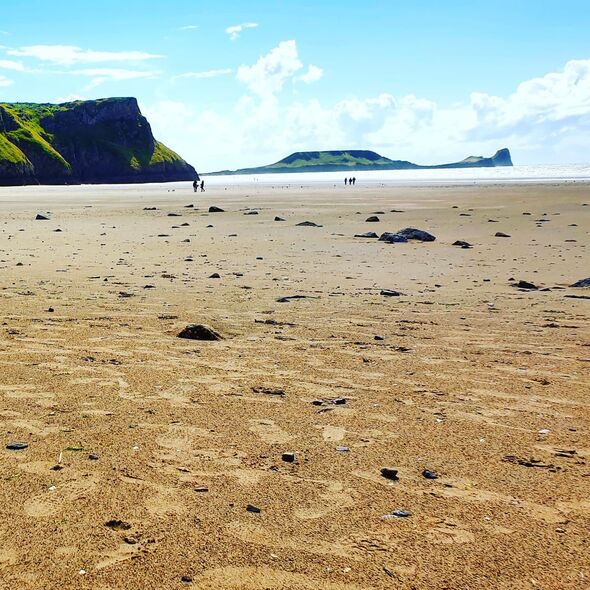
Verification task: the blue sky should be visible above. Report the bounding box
[1,0,590,170]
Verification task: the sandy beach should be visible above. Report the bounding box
[0,180,588,589]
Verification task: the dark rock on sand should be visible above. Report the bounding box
[274,216,285,221]
[365,216,380,222]
[380,468,399,481]
[177,324,222,341]
[570,277,590,288]
[35,213,50,220]
[381,289,402,297]
[495,232,510,237]
[208,206,224,213]
[396,227,436,241]
[514,280,538,290]
[209,273,221,279]
[453,240,472,248]
[282,452,296,463]
[6,442,28,450]
[422,469,438,480]
[355,232,379,238]
[378,232,408,243]
[297,221,322,227]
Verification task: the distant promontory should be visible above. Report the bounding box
[0,97,196,186]
[207,148,513,175]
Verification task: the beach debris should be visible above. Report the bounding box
[380,289,403,297]
[208,206,224,212]
[208,272,221,279]
[252,386,286,396]
[378,232,408,243]
[282,452,296,463]
[336,446,350,452]
[331,398,347,405]
[366,216,380,222]
[383,510,412,519]
[246,504,261,513]
[194,486,209,493]
[355,231,379,238]
[374,335,385,340]
[422,469,438,480]
[177,324,222,341]
[514,280,539,290]
[452,240,472,248]
[168,212,181,217]
[35,213,50,220]
[244,210,259,215]
[495,231,510,237]
[6,442,28,450]
[104,519,132,531]
[274,216,285,221]
[502,456,559,470]
[88,453,99,461]
[380,468,399,481]
[538,428,551,435]
[570,277,590,288]
[181,576,193,584]
[296,221,322,227]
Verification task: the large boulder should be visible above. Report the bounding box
[378,232,408,243]
[395,227,436,241]
[570,277,590,288]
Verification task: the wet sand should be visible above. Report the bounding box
[0,181,588,589]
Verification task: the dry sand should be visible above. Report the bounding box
[0,181,588,589]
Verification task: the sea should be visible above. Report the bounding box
[204,163,590,187]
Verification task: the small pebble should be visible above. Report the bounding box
[246,504,261,513]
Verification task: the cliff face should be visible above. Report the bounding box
[0,98,197,185]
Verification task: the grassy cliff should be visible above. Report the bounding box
[0,98,197,185]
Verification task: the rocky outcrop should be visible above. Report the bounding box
[0,98,197,186]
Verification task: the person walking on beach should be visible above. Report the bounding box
[192,179,198,192]
[352,176,356,185]
[200,179,205,192]
[349,177,353,186]
[344,177,348,186]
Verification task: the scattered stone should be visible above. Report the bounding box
[88,453,100,461]
[296,221,322,227]
[104,520,132,531]
[396,227,436,241]
[282,452,296,463]
[422,469,438,480]
[380,468,399,481]
[331,398,347,405]
[209,273,221,279]
[252,386,286,396]
[168,213,181,217]
[380,289,402,297]
[354,232,379,238]
[276,295,317,303]
[514,280,538,290]
[570,277,590,288]
[246,504,261,513]
[208,206,224,213]
[274,216,285,221]
[6,442,28,450]
[47,307,54,312]
[244,211,259,215]
[124,537,138,545]
[384,509,412,519]
[378,232,408,243]
[495,232,510,237]
[181,575,193,584]
[177,324,222,341]
[336,446,350,452]
[374,335,384,340]
[35,213,50,220]
[194,486,209,492]
[184,204,194,208]
[366,216,380,222]
[452,240,472,248]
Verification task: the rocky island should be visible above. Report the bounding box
[208,148,513,175]
[0,97,196,185]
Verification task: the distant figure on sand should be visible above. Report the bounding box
[344,178,348,186]
[349,177,353,186]
[352,177,356,185]
[193,174,200,192]
[200,180,205,192]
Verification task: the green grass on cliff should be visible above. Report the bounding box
[266,151,394,170]
[0,133,29,165]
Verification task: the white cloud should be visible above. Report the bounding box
[7,45,163,65]
[236,40,303,97]
[0,74,13,87]
[225,22,258,41]
[71,68,159,90]
[179,25,198,31]
[176,68,233,79]
[147,57,590,171]
[0,59,26,71]
[299,64,323,84]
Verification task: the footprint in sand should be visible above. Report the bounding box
[317,425,346,442]
[249,419,293,444]
[95,543,141,570]
[293,479,355,520]
[24,476,98,518]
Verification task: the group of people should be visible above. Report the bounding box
[344,177,357,186]
[192,177,205,192]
